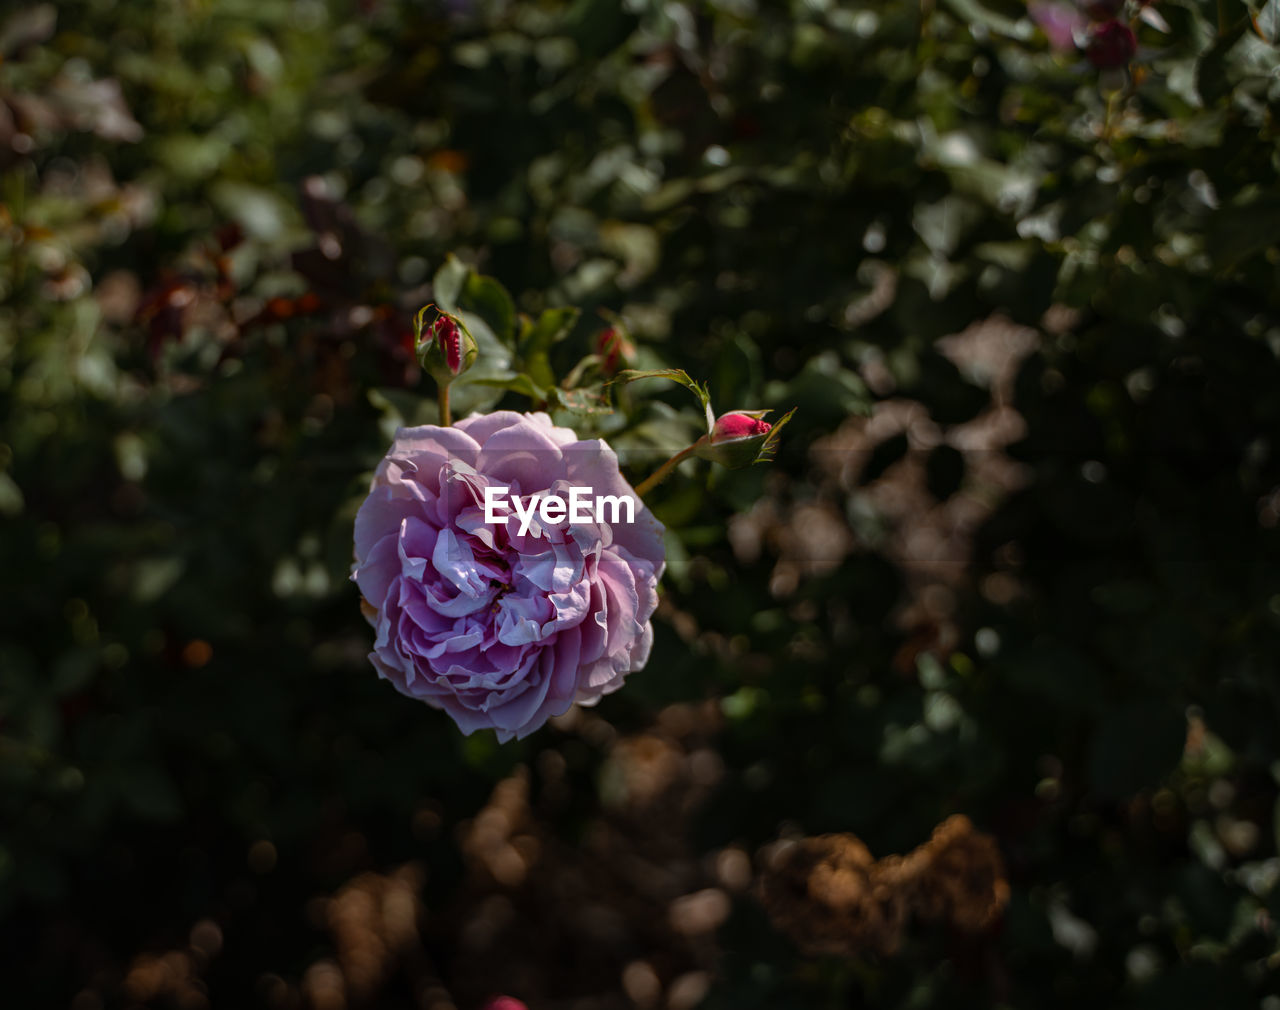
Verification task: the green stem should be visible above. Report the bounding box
[634,441,702,498]
[439,383,452,427]
[915,0,933,59]
[1217,0,1229,36]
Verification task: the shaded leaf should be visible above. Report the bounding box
[0,4,56,57]
[1089,702,1186,799]
[1196,20,1251,104]
[1259,0,1280,44]
[462,270,516,346]
[552,385,613,415]
[1206,193,1280,269]
[470,373,548,402]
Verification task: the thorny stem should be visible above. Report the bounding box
[439,383,452,427]
[634,441,702,498]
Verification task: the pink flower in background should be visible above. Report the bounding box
[352,412,665,741]
[481,999,528,1010]
[1029,0,1166,62]
[1029,0,1086,52]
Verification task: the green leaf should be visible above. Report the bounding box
[1258,0,1280,44]
[0,4,56,58]
[133,557,185,602]
[766,352,869,424]
[1206,192,1280,270]
[462,271,516,345]
[562,0,635,58]
[431,254,517,346]
[0,471,23,517]
[754,407,796,464]
[520,307,579,354]
[611,368,713,427]
[519,307,579,389]
[469,373,548,402]
[210,181,298,243]
[52,650,96,696]
[1089,702,1186,799]
[560,353,603,392]
[552,385,613,415]
[448,326,517,418]
[1196,19,1251,105]
[430,254,469,313]
[939,0,1033,40]
[122,765,183,822]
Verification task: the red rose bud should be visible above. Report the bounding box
[712,412,772,442]
[695,410,776,469]
[481,999,528,1010]
[433,315,464,374]
[595,326,635,374]
[1086,20,1136,69]
[418,310,477,383]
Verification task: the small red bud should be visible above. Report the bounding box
[711,412,772,442]
[595,327,635,374]
[432,315,463,374]
[416,308,477,382]
[1085,20,1136,70]
[696,409,783,469]
[481,1000,528,1010]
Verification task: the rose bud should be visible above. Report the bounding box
[596,326,636,374]
[695,410,775,469]
[1085,20,1136,69]
[712,412,772,441]
[418,310,477,382]
[431,314,469,375]
[481,999,528,1010]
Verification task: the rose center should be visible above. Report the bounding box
[489,578,514,614]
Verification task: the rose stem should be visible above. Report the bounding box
[439,384,452,427]
[634,441,701,498]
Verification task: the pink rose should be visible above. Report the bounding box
[352,411,665,741]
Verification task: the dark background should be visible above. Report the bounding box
[3,0,1280,1007]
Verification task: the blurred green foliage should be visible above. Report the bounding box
[3,0,1280,1007]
